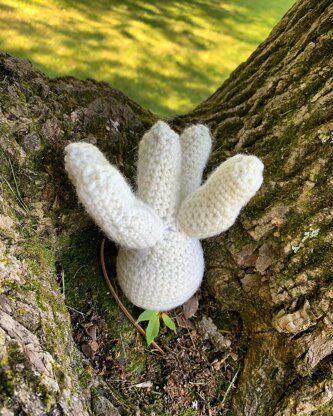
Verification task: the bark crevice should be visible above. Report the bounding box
[1,0,333,414]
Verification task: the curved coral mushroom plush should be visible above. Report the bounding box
[65,121,264,311]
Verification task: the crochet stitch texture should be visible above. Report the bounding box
[65,121,264,310]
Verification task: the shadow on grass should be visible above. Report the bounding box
[0,0,294,115]
[58,0,290,44]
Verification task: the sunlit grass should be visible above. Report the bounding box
[0,0,294,116]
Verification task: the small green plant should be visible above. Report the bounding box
[137,310,176,346]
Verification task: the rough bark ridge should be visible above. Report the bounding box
[0,0,332,414]
[0,60,155,414]
[177,1,333,415]
[174,1,333,414]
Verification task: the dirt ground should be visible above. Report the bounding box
[69,243,244,416]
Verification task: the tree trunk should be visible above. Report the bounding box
[1,0,332,415]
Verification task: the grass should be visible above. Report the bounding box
[0,0,294,116]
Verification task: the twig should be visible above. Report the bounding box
[221,368,240,406]
[100,238,165,355]
[60,267,65,298]
[8,158,30,213]
[1,175,30,214]
[119,333,128,361]
[66,304,85,318]
[184,317,196,349]
[72,265,88,283]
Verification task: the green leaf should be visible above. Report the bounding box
[162,313,176,333]
[146,315,160,345]
[136,310,158,323]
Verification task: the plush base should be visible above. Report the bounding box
[117,225,204,310]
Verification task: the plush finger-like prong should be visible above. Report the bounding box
[177,154,264,239]
[137,121,182,221]
[180,124,212,200]
[65,142,164,249]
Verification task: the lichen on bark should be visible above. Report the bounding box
[0,53,154,415]
[0,0,333,414]
[172,0,333,414]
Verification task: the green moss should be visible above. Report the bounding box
[1,210,84,403]
[141,400,171,416]
[180,410,200,416]
[14,307,28,316]
[0,279,21,292]
[14,229,72,358]
[127,350,146,375]
[58,225,134,334]
[308,401,333,416]
[0,363,15,400]
[0,343,53,408]
[52,363,67,390]
[227,222,256,250]
[36,376,53,410]
[76,363,93,389]
[21,233,55,272]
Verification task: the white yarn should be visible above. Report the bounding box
[137,121,182,222]
[180,124,212,199]
[64,143,164,249]
[65,121,264,310]
[177,154,264,239]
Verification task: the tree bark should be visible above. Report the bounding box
[1,0,332,415]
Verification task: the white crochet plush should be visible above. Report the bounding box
[65,121,264,311]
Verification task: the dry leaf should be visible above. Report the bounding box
[82,322,97,340]
[176,314,195,330]
[211,359,221,371]
[132,381,153,389]
[82,340,99,359]
[183,296,199,319]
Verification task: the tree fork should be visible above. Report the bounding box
[0,0,332,414]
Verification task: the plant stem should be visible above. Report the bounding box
[100,238,165,355]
